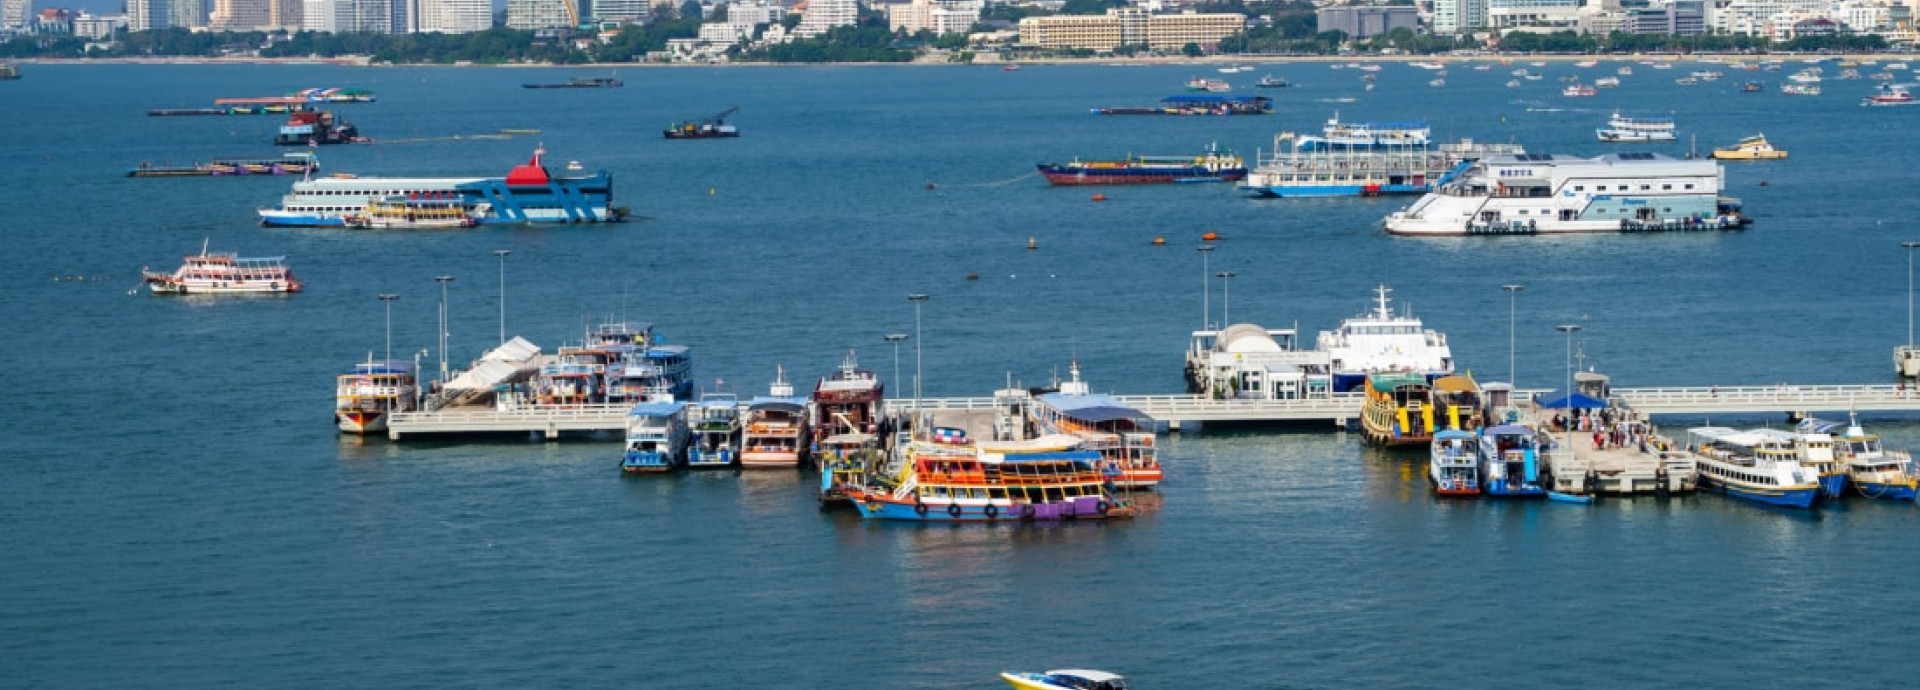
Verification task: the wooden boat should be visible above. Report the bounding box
[1360,373,1434,446]
[343,194,486,229]
[1547,491,1595,503]
[845,434,1136,521]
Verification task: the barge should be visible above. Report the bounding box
[1038,144,1245,185]
[1093,95,1272,116]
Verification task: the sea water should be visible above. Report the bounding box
[2,61,1916,690]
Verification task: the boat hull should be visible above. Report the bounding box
[336,410,387,434]
[1038,165,1246,186]
[1699,475,1821,509]
[1484,480,1547,498]
[1852,480,1918,501]
[851,494,1127,521]
[1242,183,1428,198]
[738,451,801,469]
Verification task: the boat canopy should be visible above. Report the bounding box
[1435,429,1476,441]
[1036,393,1144,422]
[1482,424,1534,437]
[1795,417,1848,434]
[1431,374,1478,392]
[1368,373,1428,393]
[997,450,1102,465]
[1532,389,1607,409]
[627,401,686,417]
[351,360,414,375]
[482,336,541,363]
[747,398,807,413]
[1041,670,1131,690]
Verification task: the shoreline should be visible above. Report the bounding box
[20,52,1914,68]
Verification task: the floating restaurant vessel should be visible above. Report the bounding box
[141,241,303,295]
[1038,144,1245,185]
[257,147,626,227]
[1384,152,1750,236]
[127,153,318,177]
[1240,114,1523,197]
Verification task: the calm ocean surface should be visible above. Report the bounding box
[3,61,1917,689]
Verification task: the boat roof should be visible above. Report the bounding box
[747,398,807,412]
[977,434,1083,454]
[1160,95,1270,104]
[1367,373,1428,392]
[999,450,1102,465]
[1035,393,1144,422]
[1435,429,1477,441]
[627,401,687,417]
[1482,424,1533,436]
[1431,374,1478,392]
[1046,670,1127,683]
[349,360,414,375]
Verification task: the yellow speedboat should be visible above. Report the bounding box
[1001,670,1132,690]
[1711,134,1787,160]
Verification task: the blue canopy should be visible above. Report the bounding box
[1532,389,1607,409]
[627,401,687,417]
[1037,392,1145,423]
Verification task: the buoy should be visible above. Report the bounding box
[1091,193,1107,202]
[966,273,979,281]
[1759,180,1770,187]
[1202,231,1220,241]
[1027,236,1037,250]
[926,182,936,190]
[708,187,716,195]
[1152,237,1166,245]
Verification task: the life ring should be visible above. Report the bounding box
[1096,500,1111,515]
[947,504,963,518]
[1440,478,1453,490]
[983,504,999,519]
[913,502,928,516]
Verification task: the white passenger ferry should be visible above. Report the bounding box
[1383,152,1749,236]
[1595,110,1677,142]
[1316,285,1454,392]
[257,147,624,227]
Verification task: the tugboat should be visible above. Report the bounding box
[664,106,741,139]
[274,110,360,146]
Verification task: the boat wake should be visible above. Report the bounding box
[932,170,1040,189]
[372,128,543,145]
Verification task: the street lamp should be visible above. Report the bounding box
[435,275,455,384]
[908,293,929,419]
[884,334,907,412]
[1216,271,1237,326]
[1557,324,1582,454]
[1197,245,1216,330]
[1502,284,1524,386]
[1903,242,1920,349]
[493,249,511,346]
[377,293,399,362]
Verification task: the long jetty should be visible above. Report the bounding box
[383,383,1920,440]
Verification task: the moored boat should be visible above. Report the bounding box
[1092,95,1271,116]
[343,194,487,229]
[1685,427,1823,509]
[127,153,319,178]
[273,110,359,146]
[1862,83,1915,106]
[1781,83,1821,96]
[621,401,691,473]
[1802,415,1919,501]
[1385,152,1748,236]
[1027,361,1161,489]
[1711,134,1786,160]
[1001,670,1132,690]
[686,393,742,469]
[335,359,418,434]
[1596,110,1677,142]
[523,76,622,89]
[845,438,1135,521]
[289,87,375,102]
[1255,74,1290,88]
[0,62,19,79]
[740,367,810,469]
[1038,144,1245,185]
[1478,424,1547,498]
[1562,83,1596,97]
[257,146,625,227]
[142,240,303,295]
[1430,429,1481,495]
[664,107,740,138]
[1184,76,1231,92]
[1360,373,1435,447]
[1317,285,1454,392]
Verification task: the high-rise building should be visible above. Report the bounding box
[2,0,31,29]
[209,0,271,29]
[1316,5,1419,39]
[416,0,490,32]
[590,0,648,23]
[793,0,857,37]
[301,0,349,30]
[1432,0,1487,33]
[269,0,301,28]
[127,0,165,30]
[1017,8,1241,51]
[507,0,575,29]
[170,0,207,28]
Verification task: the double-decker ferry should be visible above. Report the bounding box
[335,359,418,434]
[257,147,625,227]
[141,241,303,295]
[1026,361,1161,489]
[1478,424,1547,498]
[844,434,1136,522]
[1802,415,1919,501]
[1685,427,1824,509]
[1316,285,1454,392]
[1430,429,1481,495]
[686,393,742,469]
[621,402,691,473]
[740,367,809,469]
[1384,152,1750,236]
[1595,110,1677,142]
[1360,373,1435,447]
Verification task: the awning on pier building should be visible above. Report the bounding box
[1533,389,1607,409]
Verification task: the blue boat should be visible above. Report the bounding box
[1685,427,1823,509]
[258,147,626,227]
[1478,424,1547,498]
[1547,491,1594,504]
[1429,429,1481,496]
[1803,415,1920,501]
[686,393,741,469]
[621,402,690,473]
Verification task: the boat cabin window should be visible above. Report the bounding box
[1617,185,1628,191]
[1662,184,1672,190]
[1684,184,1695,190]
[1640,184,1651,190]
[1573,185,1584,191]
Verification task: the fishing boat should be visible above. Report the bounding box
[1710,134,1786,160]
[1595,110,1677,142]
[1001,670,1132,690]
[273,110,359,146]
[1802,415,1918,500]
[1317,285,1454,392]
[141,240,303,295]
[1184,76,1231,92]
[1002,63,1020,72]
[127,153,319,178]
[1862,83,1915,106]
[1478,424,1546,498]
[1255,74,1290,88]
[1027,361,1161,489]
[620,401,691,473]
[845,437,1136,522]
[257,146,625,227]
[343,194,487,229]
[1684,427,1823,509]
[1360,373,1435,447]
[1430,429,1481,495]
[1781,83,1820,96]
[740,367,810,469]
[810,350,884,451]
[686,393,742,469]
[1385,152,1748,236]
[335,359,418,434]
[1562,83,1596,97]
[522,76,623,89]
[1037,144,1245,185]
[664,106,741,138]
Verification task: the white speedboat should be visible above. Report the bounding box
[1596,110,1677,142]
[1002,670,1132,690]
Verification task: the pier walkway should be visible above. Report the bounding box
[383,384,1920,440]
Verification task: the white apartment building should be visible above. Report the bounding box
[209,0,271,30]
[591,0,650,23]
[417,0,491,33]
[170,0,206,28]
[127,0,163,30]
[73,11,127,37]
[698,19,750,41]
[725,0,784,27]
[794,0,858,37]
[887,0,981,36]
[1432,0,1487,33]
[1711,0,1825,34]
[1487,0,1581,28]
[507,0,575,29]
[2,0,30,29]
[301,0,351,31]
[1018,8,1241,51]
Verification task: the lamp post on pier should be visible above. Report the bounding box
[493,249,511,346]
[435,275,455,385]
[1197,244,1216,330]
[1502,284,1524,386]
[908,293,929,423]
[1216,271,1237,326]
[1557,323,1582,455]
[377,293,399,362]
[884,333,907,414]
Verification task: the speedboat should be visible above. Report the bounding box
[1001,669,1132,690]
